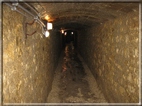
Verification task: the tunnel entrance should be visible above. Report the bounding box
[62,30,78,48]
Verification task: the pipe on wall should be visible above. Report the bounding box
[5,2,45,28]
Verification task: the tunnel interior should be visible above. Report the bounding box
[62,29,77,48]
[2,1,140,104]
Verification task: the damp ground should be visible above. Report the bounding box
[47,43,108,103]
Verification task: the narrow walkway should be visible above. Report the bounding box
[47,43,107,103]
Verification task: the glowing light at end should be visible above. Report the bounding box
[45,30,49,37]
[47,23,53,30]
[71,32,74,34]
[61,30,64,34]
[64,32,67,36]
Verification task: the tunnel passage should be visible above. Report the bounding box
[47,42,107,103]
[2,1,140,104]
[62,30,78,48]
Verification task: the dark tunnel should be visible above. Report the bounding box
[1,0,141,105]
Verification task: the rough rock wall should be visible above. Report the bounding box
[78,9,139,103]
[3,4,61,103]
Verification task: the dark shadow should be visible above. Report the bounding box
[62,30,78,49]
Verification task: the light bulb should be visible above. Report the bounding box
[45,30,49,37]
[45,15,49,20]
[47,23,53,30]
[64,32,67,36]
[61,30,64,34]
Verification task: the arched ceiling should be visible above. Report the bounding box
[31,2,138,30]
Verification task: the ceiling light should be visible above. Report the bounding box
[45,15,49,20]
[64,32,67,36]
[47,22,53,30]
[61,30,64,34]
[45,30,49,37]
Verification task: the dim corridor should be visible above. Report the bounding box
[47,43,107,103]
[2,2,139,104]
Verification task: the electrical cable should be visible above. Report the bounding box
[5,2,47,38]
[5,2,46,26]
[24,2,39,16]
[25,20,38,37]
[5,3,28,18]
[17,4,35,17]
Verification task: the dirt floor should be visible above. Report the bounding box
[47,43,108,103]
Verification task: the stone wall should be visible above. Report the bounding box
[3,4,61,103]
[78,9,139,103]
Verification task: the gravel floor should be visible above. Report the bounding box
[47,43,108,103]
